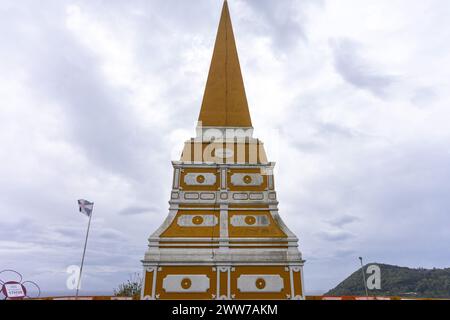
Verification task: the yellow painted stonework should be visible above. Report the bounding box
[142,0,304,300]
[160,211,220,238]
[198,0,252,128]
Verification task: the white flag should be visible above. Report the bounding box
[78,199,94,217]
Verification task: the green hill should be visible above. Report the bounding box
[326,263,450,298]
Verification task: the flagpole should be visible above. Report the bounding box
[76,205,93,299]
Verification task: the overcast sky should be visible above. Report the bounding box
[1,0,449,296]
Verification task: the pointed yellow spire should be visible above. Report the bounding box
[198,0,252,128]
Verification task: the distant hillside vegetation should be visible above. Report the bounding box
[326,263,450,298]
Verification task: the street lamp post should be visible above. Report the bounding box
[359,257,369,297]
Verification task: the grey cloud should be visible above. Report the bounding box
[333,249,357,258]
[290,120,366,153]
[327,215,360,228]
[282,93,371,154]
[32,40,157,179]
[411,86,437,107]
[117,206,158,216]
[331,38,396,97]
[318,231,354,242]
[243,0,324,50]
[97,229,126,241]
[292,142,450,265]
[2,1,167,182]
[316,122,356,139]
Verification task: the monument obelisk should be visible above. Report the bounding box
[142,0,305,300]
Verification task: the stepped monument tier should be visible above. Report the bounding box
[141,0,305,300]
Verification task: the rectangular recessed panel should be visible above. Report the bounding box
[200,192,216,200]
[233,193,249,200]
[230,215,270,227]
[162,275,210,293]
[184,173,217,186]
[231,173,263,186]
[249,193,264,200]
[177,215,218,227]
[237,275,284,293]
[184,192,200,200]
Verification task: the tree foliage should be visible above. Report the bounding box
[113,273,142,299]
[327,264,450,298]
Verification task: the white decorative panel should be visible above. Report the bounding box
[220,192,228,200]
[249,193,264,200]
[200,192,216,200]
[231,173,263,186]
[230,215,270,227]
[163,275,210,293]
[184,192,200,200]
[268,174,274,190]
[237,275,284,293]
[290,266,302,273]
[177,215,218,227]
[171,192,180,199]
[268,192,277,200]
[221,169,227,189]
[173,168,181,189]
[233,193,249,200]
[184,173,216,186]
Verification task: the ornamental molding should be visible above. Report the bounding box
[177,215,218,227]
[162,275,210,293]
[237,275,284,293]
[230,215,270,227]
[184,173,216,186]
[230,173,263,186]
